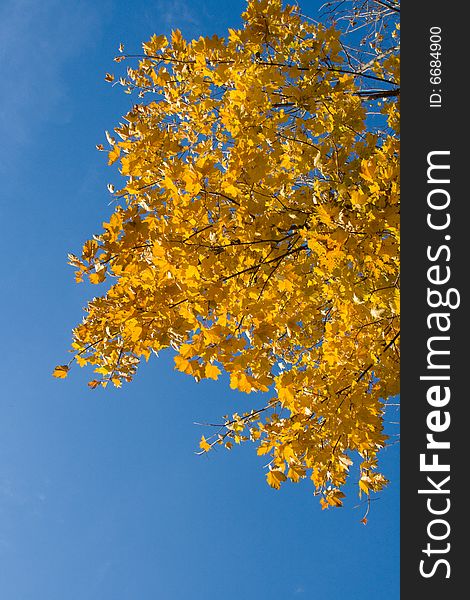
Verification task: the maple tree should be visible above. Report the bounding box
[55,0,400,510]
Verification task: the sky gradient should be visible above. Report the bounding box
[0,1,399,598]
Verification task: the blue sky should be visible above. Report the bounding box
[0,1,399,598]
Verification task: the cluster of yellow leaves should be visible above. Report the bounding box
[56,0,400,508]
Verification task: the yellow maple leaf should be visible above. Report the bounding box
[359,477,371,495]
[53,365,69,379]
[199,435,211,452]
[108,145,121,166]
[230,372,253,393]
[205,363,221,380]
[89,269,106,285]
[174,355,193,374]
[266,469,287,490]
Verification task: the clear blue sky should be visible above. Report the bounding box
[0,1,399,598]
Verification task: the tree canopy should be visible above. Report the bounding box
[55,0,400,511]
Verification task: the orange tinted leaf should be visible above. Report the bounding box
[266,469,286,490]
[53,365,69,379]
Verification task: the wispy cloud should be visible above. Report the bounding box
[154,0,201,32]
[0,0,98,156]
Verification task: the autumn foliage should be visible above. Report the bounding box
[56,0,400,509]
